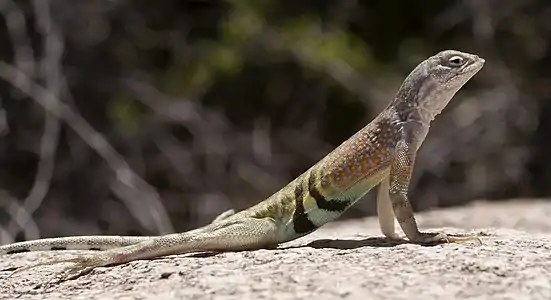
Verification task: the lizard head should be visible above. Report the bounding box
[393,49,485,122]
[427,50,485,88]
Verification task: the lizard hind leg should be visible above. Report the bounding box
[7,253,104,281]
[11,217,280,283]
[211,209,236,224]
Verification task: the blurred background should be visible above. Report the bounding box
[0,0,549,243]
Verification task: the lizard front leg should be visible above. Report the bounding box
[388,123,480,244]
[376,175,400,239]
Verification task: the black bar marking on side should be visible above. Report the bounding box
[307,171,348,212]
[51,246,67,250]
[292,177,318,234]
[6,249,30,254]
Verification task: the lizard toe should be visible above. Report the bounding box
[49,253,112,282]
[445,234,482,246]
[412,232,482,245]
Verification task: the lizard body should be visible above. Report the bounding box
[0,50,485,281]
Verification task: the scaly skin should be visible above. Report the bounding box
[1,50,485,282]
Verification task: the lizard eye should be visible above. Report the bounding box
[447,55,465,67]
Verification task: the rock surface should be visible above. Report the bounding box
[2,199,551,300]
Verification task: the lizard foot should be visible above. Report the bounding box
[9,253,113,283]
[412,232,482,246]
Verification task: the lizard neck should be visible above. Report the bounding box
[390,66,464,125]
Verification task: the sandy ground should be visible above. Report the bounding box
[2,199,551,300]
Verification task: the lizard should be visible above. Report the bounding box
[0,49,485,282]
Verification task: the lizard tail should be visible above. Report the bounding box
[0,236,153,254]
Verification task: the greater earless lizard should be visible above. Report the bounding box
[0,50,485,282]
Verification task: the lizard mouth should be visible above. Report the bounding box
[463,57,485,74]
[444,57,484,85]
